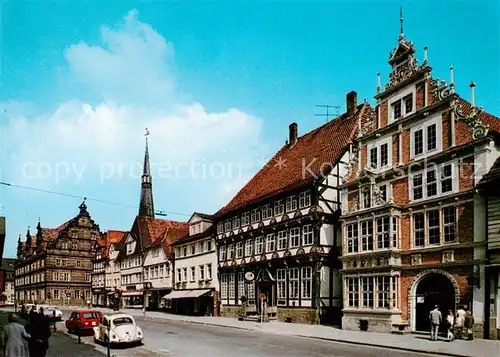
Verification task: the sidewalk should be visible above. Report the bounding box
[95,307,498,357]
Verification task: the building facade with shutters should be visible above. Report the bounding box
[214,94,372,325]
[14,201,101,306]
[339,27,500,334]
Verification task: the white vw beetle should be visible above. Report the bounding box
[93,313,143,346]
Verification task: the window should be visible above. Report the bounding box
[376,216,390,249]
[289,268,299,299]
[207,240,212,251]
[228,273,235,299]
[266,234,276,252]
[199,241,205,253]
[191,245,196,255]
[286,196,297,212]
[53,289,59,300]
[380,143,388,167]
[85,274,90,282]
[232,216,240,229]
[370,147,378,169]
[391,93,413,121]
[347,278,359,307]
[219,246,227,261]
[183,246,187,257]
[301,267,312,299]
[378,184,387,203]
[262,205,272,220]
[199,265,205,280]
[61,242,68,250]
[362,186,371,209]
[298,191,311,208]
[413,213,425,247]
[224,220,231,232]
[426,167,438,197]
[217,223,223,234]
[177,269,182,283]
[302,225,314,246]
[206,264,212,280]
[360,220,373,251]
[250,209,260,223]
[220,274,228,299]
[441,164,453,193]
[347,223,358,253]
[289,228,300,248]
[245,240,253,257]
[227,244,234,260]
[411,119,441,158]
[241,213,250,226]
[277,231,287,250]
[238,272,245,300]
[255,236,264,255]
[274,200,284,216]
[183,268,187,282]
[236,242,243,259]
[361,277,373,308]
[377,276,390,308]
[247,280,255,301]
[443,206,456,243]
[411,163,454,201]
[428,210,440,245]
[277,269,287,299]
[413,174,423,200]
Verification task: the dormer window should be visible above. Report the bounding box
[126,242,134,255]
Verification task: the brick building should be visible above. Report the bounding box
[14,201,101,306]
[339,25,500,334]
[214,93,372,325]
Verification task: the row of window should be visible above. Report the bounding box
[220,272,256,302]
[106,278,120,288]
[219,225,315,261]
[120,256,142,269]
[122,273,142,285]
[175,239,213,258]
[217,191,312,234]
[176,264,213,283]
[346,275,399,309]
[17,289,92,301]
[57,258,87,268]
[144,264,170,280]
[15,260,45,275]
[346,216,398,254]
[413,206,456,247]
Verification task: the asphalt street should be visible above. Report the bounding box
[54,308,436,357]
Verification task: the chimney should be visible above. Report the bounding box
[346,91,357,113]
[289,122,298,145]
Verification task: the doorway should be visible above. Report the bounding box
[415,273,456,332]
[257,283,275,313]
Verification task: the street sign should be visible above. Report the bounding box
[66,293,71,298]
[259,293,266,302]
[244,272,254,282]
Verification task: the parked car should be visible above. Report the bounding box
[93,313,143,346]
[44,307,63,321]
[65,310,103,333]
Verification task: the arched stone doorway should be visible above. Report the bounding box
[413,272,456,332]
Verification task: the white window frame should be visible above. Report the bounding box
[262,205,272,220]
[277,230,287,250]
[220,274,228,299]
[236,242,243,259]
[302,225,314,246]
[228,273,235,299]
[289,227,301,248]
[289,268,299,299]
[367,136,392,171]
[274,200,284,216]
[298,191,311,209]
[255,236,264,255]
[388,85,416,123]
[232,216,240,229]
[410,115,442,159]
[245,239,253,257]
[241,213,250,226]
[277,269,287,300]
[409,162,457,202]
[266,234,276,252]
[301,266,312,299]
[286,196,297,212]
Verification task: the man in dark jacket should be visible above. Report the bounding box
[464,311,474,340]
[24,312,51,357]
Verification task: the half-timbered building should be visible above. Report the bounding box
[14,201,101,306]
[215,92,373,325]
[339,24,500,335]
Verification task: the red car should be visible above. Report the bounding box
[65,310,103,333]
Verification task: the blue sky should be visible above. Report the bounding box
[1,0,499,257]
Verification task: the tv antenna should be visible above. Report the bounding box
[155,210,167,217]
[315,105,341,122]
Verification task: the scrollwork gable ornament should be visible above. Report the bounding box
[453,101,489,141]
[431,78,452,101]
[341,145,359,184]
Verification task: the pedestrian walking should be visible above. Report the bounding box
[446,310,454,341]
[464,311,474,341]
[455,305,466,339]
[429,305,442,341]
[3,313,30,357]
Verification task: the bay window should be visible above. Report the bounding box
[347,277,359,307]
[347,223,358,253]
[376,216,390,249]
[360,220,373,251]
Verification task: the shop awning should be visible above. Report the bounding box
[162,290,191,300]
[122,291,143,297]
[185,289,212,298]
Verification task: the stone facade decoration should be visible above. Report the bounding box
[14,201,101,306]
[339,20,500,335]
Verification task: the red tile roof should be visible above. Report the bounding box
[101,230,126,258]
[216,103,373,216]
[162,224,190,257]
[456,98,500,133]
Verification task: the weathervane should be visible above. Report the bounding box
[145,128,150,137]
[399,7,404,39]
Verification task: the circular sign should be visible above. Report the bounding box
[66,293,71,298]
[259,293,266,301]
[244,272,255,282]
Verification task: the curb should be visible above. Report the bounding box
[142,315,476,357]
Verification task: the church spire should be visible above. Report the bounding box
[139,128,155,217]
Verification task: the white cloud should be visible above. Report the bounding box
[3,10,267,215]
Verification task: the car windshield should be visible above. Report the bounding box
[83,312,100,319]
[112,317,133,326]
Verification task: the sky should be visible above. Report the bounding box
[1,0,499,258]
